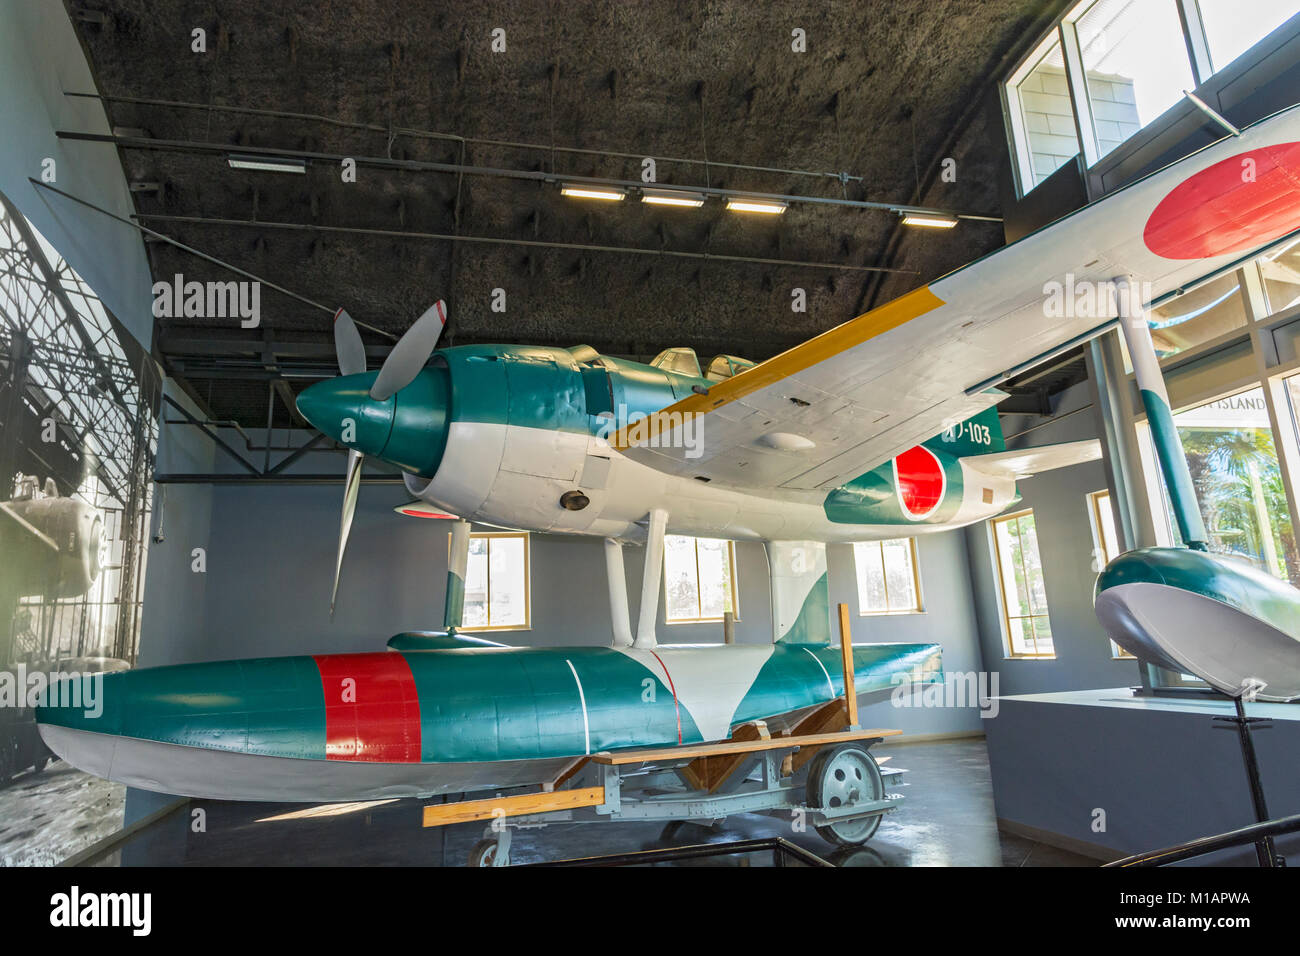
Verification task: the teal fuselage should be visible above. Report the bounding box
[296,342,1009,528]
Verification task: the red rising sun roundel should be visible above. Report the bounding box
[1144,142,1300,260]
[894,446,945,520]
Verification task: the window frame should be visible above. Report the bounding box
[990,508,1056,660]
[1086,489,1135,659]
[853,538,924,616]
[1000,0,1294,197]
[662,536,741,625]
[455,531,532,632]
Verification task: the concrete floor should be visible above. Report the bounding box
[103,737,1096,867]
[0,762,125,866]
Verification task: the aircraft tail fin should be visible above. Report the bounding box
[769,540,831,645]
[927,406,1005,457]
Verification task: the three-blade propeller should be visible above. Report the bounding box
[327,301,448,615]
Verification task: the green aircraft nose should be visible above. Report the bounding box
[296,367,452,478]
[296,372,396,458]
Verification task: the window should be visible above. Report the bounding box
[1007,35,1080,190]
[1142,387,1298,583]
[1197,0,1299,74]
[663,536,739,623]
[1087,490,1133,658]
[460,532,530,630]
[1002,0,1298,196]
[853,539,923,614]
[991,510,1055,658]
[1146,272,1249,359]
[1076,0,1194,162]
[1260,236,1300,315]
[1088,489,1122,568]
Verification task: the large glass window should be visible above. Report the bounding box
[1146,388,1298,583]
[1003,0,1298,196]
[1260,236,1300,315]
[461,532,530,630]
[1148,272,1249,359]
[991,510,1055,658]
[1197,0,1299,74]
[854,539,923,614]
[1008,36,1080,189]
[664,536,738,623]
[1076,0,1195,162]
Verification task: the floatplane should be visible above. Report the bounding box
[37,105,1300,860]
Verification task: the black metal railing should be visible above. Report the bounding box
[526,837,835,867]
[1105,812,1300,867]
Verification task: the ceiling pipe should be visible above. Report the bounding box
[130,212,920,274]
[55,130,1001,222]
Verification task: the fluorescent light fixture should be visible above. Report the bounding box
[641,187,706,208]
[227,154,307,174]
[725,198,788,215]
[899,211,958,229]
[560,183,626,201]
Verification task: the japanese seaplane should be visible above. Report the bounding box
[36,103,1300,813]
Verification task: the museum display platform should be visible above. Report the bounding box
[986,689,1300,865]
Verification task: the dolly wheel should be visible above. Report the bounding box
[805,744,884,847]
[469,838,507,867]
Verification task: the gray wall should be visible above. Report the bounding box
[136,386,216,669]
[0,0,156,347]
[965,383,1143,696]
[986,694,1300,862]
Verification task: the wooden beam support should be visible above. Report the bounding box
[838,602,859,728]
[784,698,852,775]
[680,720,770,793]
[421,786,605,828]
[593,727,899,766]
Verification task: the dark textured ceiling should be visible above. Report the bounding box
[65,0,1072,426]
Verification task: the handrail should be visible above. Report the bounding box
[525,837,834,868]
[1104,812,1300,867]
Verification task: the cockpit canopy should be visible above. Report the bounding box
[648,347,755,381]
[567,344,756,383]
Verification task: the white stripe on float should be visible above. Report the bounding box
[565,659,591,755]
[804,646,835,697]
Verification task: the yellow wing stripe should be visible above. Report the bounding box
[610,284,946,451]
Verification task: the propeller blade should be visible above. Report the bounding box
[333,308,366,376]
[330,449,364,616]
[369,300,447,401]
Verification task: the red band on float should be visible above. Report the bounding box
[313,653,422,762]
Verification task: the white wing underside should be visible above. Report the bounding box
[617,106,1300,494]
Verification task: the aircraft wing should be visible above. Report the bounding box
[961,439,1101,481]
[612,104,1300,493]
[0,501,59,552]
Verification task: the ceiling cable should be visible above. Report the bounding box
[27,179,397,340]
